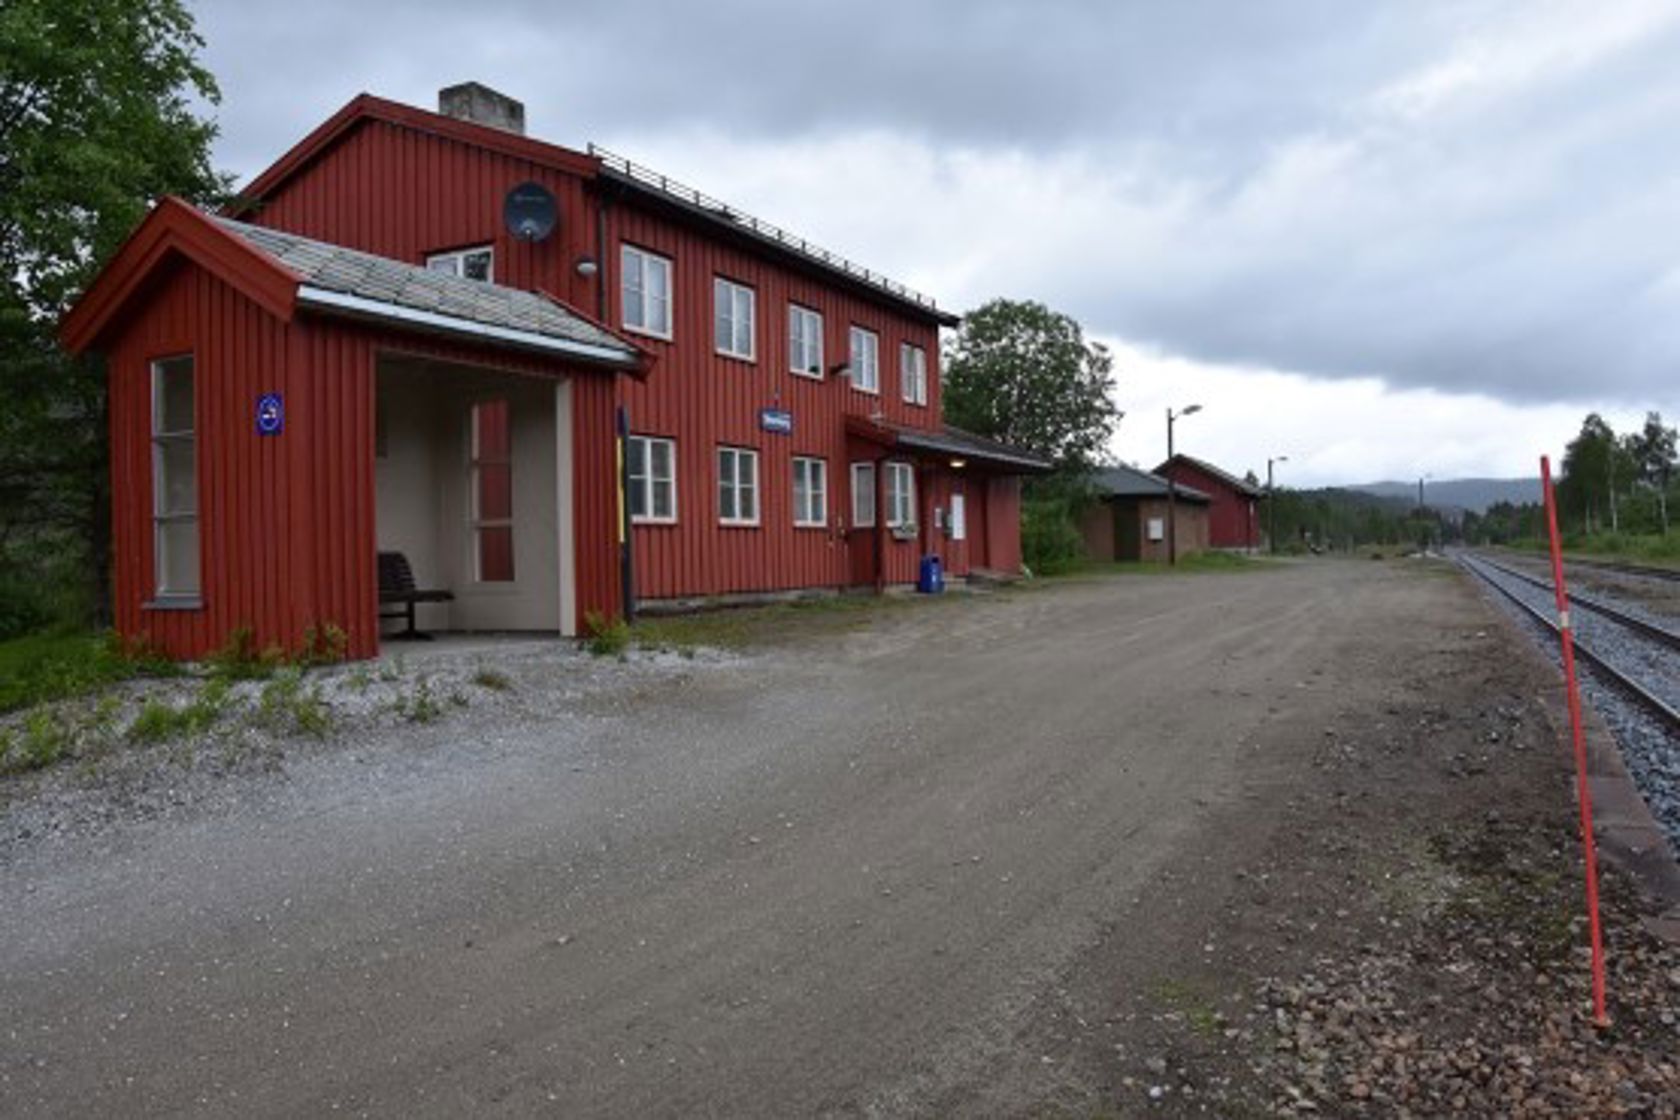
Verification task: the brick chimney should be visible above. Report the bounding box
[437,82,525,135]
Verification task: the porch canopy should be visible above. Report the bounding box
[61,196,652,376]
[843,416,1053,474]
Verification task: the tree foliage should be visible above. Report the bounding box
[942,298,1120,472]
[0,0,226,623]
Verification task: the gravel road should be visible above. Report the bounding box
[0,560,1574,1117]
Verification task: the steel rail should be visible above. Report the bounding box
[1471,553,1680,653]
[1561,556,1680,584]
[1460,555,1680,731]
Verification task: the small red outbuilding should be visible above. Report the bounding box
[1155,454,1263,552]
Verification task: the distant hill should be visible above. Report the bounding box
[1347,477,1541,514]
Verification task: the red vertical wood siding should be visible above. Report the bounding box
[1158,461,1258,550]
[104,263,379,659]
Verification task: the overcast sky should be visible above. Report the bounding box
[190,0,1679,486]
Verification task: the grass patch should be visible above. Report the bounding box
[257,668,331,738]
[0,630,179,715]
[1508,532,1680,569]
[583,611,631,657]
[0,708,72,773]
[1150,977,1224,1040]
[1041,552,1273,581]
[629,593,905,652]
[471,666,513,692]
[127,677,233,744]
[397,678,442,724]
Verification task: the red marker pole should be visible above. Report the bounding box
[1541,454,1610,1028]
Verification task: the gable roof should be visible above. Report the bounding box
[61,198,647,373]
[227,93,957,327]
[1157,454,1264,497]
[1091,463,1211,503]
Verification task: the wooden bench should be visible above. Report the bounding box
[378,551,454,640]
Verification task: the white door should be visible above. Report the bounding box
[951,493,967,541]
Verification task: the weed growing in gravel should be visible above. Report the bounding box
[584,611,630,657]
[1,708,71,772]
[449,689,469,708]
[257,668,332,738]
[472,666,513,691]
[347,664,373,692]
[399,678,442,723]
[379,656,405,683]
[0,630,180,715]
[128,678,231,743]
[206,627,286,681]
[298,623,349,667]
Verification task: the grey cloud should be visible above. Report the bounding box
[192,0,1680,408]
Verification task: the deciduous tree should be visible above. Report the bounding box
[0,0,227,626]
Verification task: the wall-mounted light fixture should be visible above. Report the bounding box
[575,255,599,277]
[949,458,967,469]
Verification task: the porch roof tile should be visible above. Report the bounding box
[214,217,641,365]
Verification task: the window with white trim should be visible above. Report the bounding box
[628,435,677,523]
[792,457,827,527]
[789,305,823,378]
[848,326,879,393]
[427,245,493,282]
[622,244,672,338]
[151,355,199,598]
[714,277,756,360]
[471,399,515,582]
[900,343,928,406]
[885,461,916,528]
[717,446,760,525]
[851,462,876,528]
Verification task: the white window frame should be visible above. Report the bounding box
[717,446,760,526]
[792,456,828,528]
[900,343,928,406]
[851,462,876,528]
[789,304,824,379]
[621,244,673,340]
[714,277,756,360]
[848,326,880,394]
[151,354,199,599]
[885,461,916,528]
[427,245,494,282]
[469,399,515,584]
[628,434,678,524]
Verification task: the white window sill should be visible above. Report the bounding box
[143,596,204,612]
[622,323,673,342]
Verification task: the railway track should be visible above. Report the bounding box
[1470,553,1680,655]
[1562,555,1680,584]
[1458,552,1680,731]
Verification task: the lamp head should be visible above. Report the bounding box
[1182,404,1202,416]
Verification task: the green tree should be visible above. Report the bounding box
[1628,411,1677,534]
[0,0,227,628]
[1558,413,1622,534]
[942,298,1121,472]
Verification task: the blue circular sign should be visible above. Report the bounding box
[256,393,284,436]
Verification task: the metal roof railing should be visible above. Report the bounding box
[589,144,945,315]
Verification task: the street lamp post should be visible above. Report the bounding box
[1267,455,1288,555]
[1166,404,1202,565]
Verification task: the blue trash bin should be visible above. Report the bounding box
[918,554,944,594]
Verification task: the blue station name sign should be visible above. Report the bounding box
[759,408,793,435]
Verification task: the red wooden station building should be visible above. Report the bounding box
[61,84,1048,659]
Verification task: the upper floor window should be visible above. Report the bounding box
[622,244,672,338]
[428,245,493,282]
[470,399,515,583]
[714,277,756,360]
[628,434,677,523]
[849,326,880,394]
[789,305,823,379]
[792,456,827,527]
[900,343,928,406]
[151,355,199,599]
[717,446,760,526]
